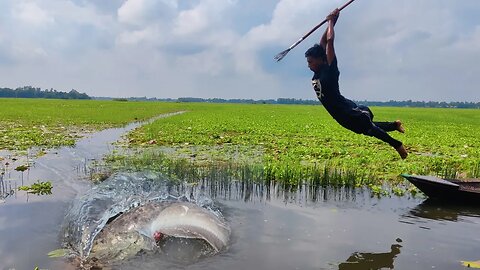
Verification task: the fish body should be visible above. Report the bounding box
[147,202,230,252]
[89,202,169,262]
[88,201,230,263]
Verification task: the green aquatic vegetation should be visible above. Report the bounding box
[471,162,480,178]
[15,164,29,172]
[0,98,184,150]
[122,103,480,186]
[369,184,390,197]
[407,186,420,197]
[2,100,479,189]
[18,181,53,195]
[105,149,375,188]
[391,186,406,196]
[47,248,69,258]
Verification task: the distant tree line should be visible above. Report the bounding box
[2,86,477,108]
[0,86,91,99]
[176,97,320,105]
[115,96,479,108]
[356,100,480,109]
[112,96,319,105]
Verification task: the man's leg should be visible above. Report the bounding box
[351,106,408,159]
[365,125,408,159]
[373,120,405,133]
[358,105,405,133]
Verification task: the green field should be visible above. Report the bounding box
[0,98,181,150]
[1,99,479,189]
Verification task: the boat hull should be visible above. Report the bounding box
[402,174,480,203]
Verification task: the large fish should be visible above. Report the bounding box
[87,201,230,264]
[146,201,230,252]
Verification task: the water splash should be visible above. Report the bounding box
[61,171,219,258]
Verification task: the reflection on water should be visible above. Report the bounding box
[406,199,480,222]
[3,169,480,270]
[197,178,362,205]
[0,173,16,202]
[62,173,480,270]
[338,240,402,270]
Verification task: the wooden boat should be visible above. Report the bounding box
[401,174,480,203]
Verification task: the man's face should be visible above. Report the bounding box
[306,56,325,73]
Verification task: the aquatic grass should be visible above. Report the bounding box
[104,149,376,188]
[471,162,480,178]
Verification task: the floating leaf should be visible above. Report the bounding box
[15,165,29,172]
[47,248,69,258]
[18,186,30,191]
[18,181,53,195]
[461,260,480,268]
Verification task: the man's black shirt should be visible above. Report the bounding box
[311,57,369,134]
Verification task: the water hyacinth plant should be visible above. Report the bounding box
[0,98,182,150]
[1,99,479,191]
[118,103,479,187]
[18,181,53,195]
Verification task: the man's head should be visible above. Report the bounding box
[305,44,327,73]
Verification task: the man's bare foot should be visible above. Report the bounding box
[396,144,408,159]
[395,120,405,133]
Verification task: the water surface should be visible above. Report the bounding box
[115,182,480,270]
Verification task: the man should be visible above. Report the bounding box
[305,8,408,159]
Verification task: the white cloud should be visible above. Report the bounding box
[116,0,180,46]
[116,25,160,45]
[173,0,234,36]
[117,0,177,26]
[174,8,209,36]
[12,1,54,26]
[0,0,479,101]
[244,0,331,46]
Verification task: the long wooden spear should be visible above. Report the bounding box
[274,0,357,62]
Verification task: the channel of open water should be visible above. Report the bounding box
[1,114,479,270]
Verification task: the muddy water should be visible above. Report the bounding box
[1,118,480,270]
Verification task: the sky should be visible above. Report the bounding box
[0,0,479,102]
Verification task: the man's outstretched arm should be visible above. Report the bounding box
[320,9,338,49]
[325,9,339,66]
[320,26,328,50]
